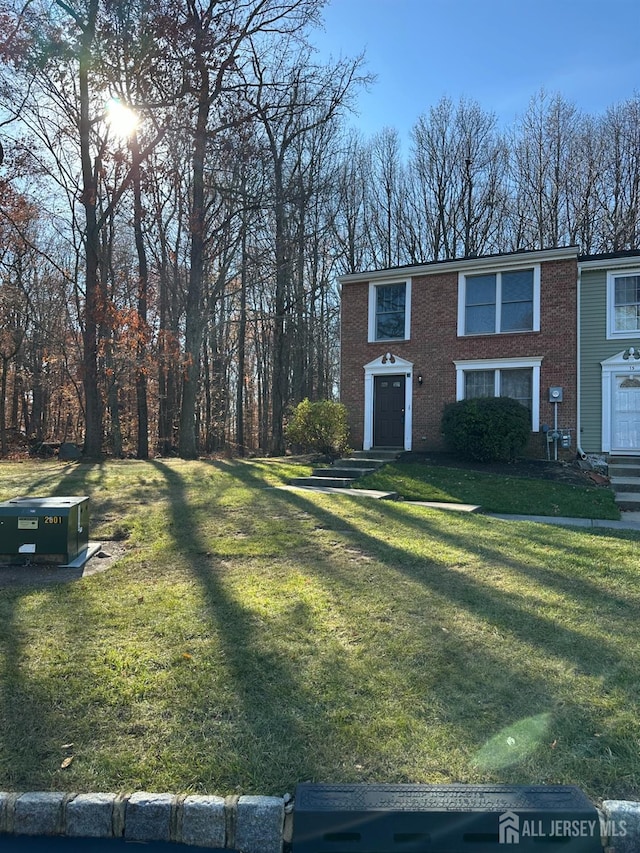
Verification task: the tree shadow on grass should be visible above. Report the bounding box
[210,477,640,796]
[148,459,385,792]
[2,458,636,797]
[0,463,110,790]
[0,568,104,790]
[153,463,568,777]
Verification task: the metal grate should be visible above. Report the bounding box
[292,784,603,853]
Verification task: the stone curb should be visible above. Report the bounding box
[0,791,639,852]
[601,800,640,853]
[0,791,284,852]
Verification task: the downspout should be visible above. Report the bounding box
[576,262,587,460]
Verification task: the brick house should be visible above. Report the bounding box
[339,246,579,459]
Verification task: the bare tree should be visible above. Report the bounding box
[332,132,373,273]
[162,0,322,459]
[249,42,366,454]
[409,97,508,260]
[367,127,404,268]
[509,90,578,249]
[598,95,640,251]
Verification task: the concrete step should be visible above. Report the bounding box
[337,458,388,469]
[608,465,640,478]
[288,450,401,492]
[290,476,360,489]
[312,467,377,479]
[610,476,640,492]
[282,484,399,500]
[613,492,640,511]
[607,455,640,464]
[349,449,403,461]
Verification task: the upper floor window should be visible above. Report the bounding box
[607,271,640,339]
[368,280,411,342]
[458,266,540,336]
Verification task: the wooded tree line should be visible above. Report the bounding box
[0,0,639,458]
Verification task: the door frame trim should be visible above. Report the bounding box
[601,350,640,453]
[363,353,413,451]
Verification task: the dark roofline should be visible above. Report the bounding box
[357,245,581,277]
[338,245,580,284]
[579,249,640,262]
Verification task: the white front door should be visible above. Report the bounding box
[611,373,640,452]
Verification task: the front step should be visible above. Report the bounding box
[334,458,388,470]
[610,476,640,493]
[614,492,640,511]
[289,476,361,489]
[289,449,403,491]
[349,449,405,461]
[607,456,640,512]
[312,467,377,479]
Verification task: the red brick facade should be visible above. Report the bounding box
[339,250,578,458]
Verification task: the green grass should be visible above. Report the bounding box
[357,462,621,519]
[0,458,638,802]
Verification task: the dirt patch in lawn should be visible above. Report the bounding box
[399,452,608,488]
[0,542,129,588]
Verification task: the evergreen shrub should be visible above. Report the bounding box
[441,396,531,462]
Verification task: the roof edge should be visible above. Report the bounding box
[579,249,640,269]
[338,246,580,285]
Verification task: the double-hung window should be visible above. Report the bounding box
[454,357,542,430]
[458,266,540,336]
[607,271,640,339]
[368,280,411,342]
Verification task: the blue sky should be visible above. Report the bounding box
[311,0,640,143]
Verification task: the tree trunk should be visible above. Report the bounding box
[130,133,149,459]
[178,61,209,459]
[78,0,103,457]
[270,157,289,455]
[0,357,8,457]
[236,220,248,456]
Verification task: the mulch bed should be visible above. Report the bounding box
[398,452,607,488]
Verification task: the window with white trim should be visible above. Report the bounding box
[368,280,411,342]
[458,266,540,336]
[607,270,640,339]
[454,357,542,430]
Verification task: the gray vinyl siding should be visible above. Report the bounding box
[580,266,640,453]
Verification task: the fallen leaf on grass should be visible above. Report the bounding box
[60,756,74,769]
[61,743,74,750]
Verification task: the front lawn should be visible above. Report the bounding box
[357,461,620,519]
[0,458,638,802]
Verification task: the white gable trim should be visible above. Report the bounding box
[363,353,413,451]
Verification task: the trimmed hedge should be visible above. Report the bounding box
[441,396,531,462]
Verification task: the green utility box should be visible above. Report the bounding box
[0,496,89,565]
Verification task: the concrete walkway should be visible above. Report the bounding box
[279,484,640,532]
[486,510,640,531]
